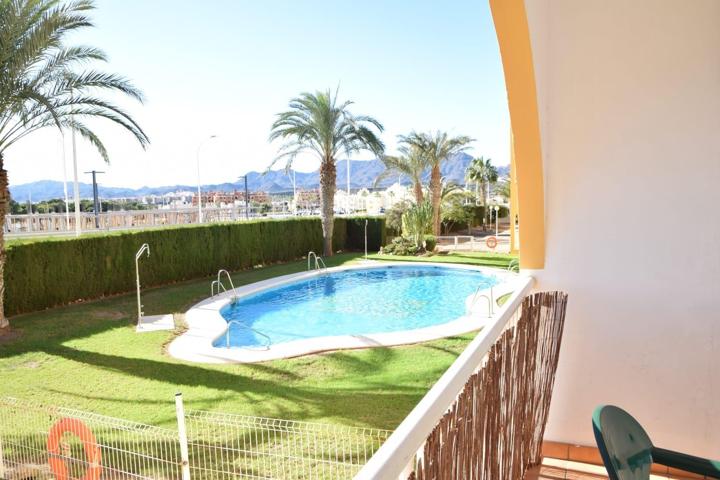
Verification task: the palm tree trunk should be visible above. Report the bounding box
[0,153,8,330]
[413,181,424,204]
[319,159,336,256]
[430,164,442,235]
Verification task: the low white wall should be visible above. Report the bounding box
[525,0,720,456]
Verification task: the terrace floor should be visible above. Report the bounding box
[527,443,712,480]
[528,458,712,479]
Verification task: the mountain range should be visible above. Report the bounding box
[10,153,509,202]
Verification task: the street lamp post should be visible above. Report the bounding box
[238,175,249,220]
[196,135,218,223]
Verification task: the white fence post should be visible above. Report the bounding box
[175,393,192,480]
[0,432,6,480]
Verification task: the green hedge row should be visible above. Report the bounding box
[345,216,386,252]
[5,216,384,316]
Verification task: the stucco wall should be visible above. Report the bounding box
[524,0,720,455]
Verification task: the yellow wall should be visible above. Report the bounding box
[509,133,519,254]
[489,0,545,269]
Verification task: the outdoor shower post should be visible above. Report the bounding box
[175,393,191,480]
[135,243,150,325]
[364,219,368,260]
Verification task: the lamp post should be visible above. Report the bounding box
[196,135,218,223]
[238,174,249,220]
[494,205,500,237]
[83,170,105,228]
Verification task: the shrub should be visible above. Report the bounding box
[385,201,411,235]
[4,216,384,316]
[424,235,437,252]
[380,235,428,256]
[401,202,433,248]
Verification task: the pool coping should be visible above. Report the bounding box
[167,261,527,364]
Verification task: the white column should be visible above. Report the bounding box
[175,393,192,480]
[71,127,81,237]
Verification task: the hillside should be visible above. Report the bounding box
[10,153,509,201]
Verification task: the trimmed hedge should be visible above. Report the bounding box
[5,216,384,316]
[345,216,386,252]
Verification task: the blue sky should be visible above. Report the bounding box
[7,0,509,188]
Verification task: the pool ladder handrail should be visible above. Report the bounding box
[307,251,328,273]
[226,320,271,350]
[469,285,495,317]
[211,269,238,298]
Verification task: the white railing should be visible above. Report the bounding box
[3,205,294,236]
[436,235,475,250]
[436,234,511,253]
[355,275,535,479]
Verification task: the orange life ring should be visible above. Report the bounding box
[47,418,102,480]
[485,236,498,249]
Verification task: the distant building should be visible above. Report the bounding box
[191,190,271,207]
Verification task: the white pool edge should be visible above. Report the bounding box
[167,261,527,364]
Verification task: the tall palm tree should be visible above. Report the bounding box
[269,89,384,256]
[398,131,473,235]
[0,0,149,330]
[375,143,427,204]
[466,156,498,228]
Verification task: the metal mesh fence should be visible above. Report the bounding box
[0,397,391,480]
[184,410,391,480]
[0,397,182,480]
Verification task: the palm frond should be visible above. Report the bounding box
[269,88,384,170]
[0,0,148,161]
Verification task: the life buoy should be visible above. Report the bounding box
[485,236,498,249]
[47,418,102,480]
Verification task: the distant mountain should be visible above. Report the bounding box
[10,153,509,202]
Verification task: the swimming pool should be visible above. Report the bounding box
[215,265,498,348]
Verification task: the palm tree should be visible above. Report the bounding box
[398,131,473,235]
[0,0,149,330]
[496,177,511,201]
[375,143,427,204]
[466,156,498,229]
[269,89,384,256]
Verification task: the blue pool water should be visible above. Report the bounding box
[215,265,498,348]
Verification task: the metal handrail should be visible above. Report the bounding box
[225,320,271,350]
[211,269,237,297]
[470,294,493,317]
[469,284,495,316]
[307,251,327,273]
[307,251,318,271]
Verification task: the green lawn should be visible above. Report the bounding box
[367,251,517,269]
[0,252,488,431]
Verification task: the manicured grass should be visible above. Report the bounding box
[367,251,517,269]
[0,252,481,431]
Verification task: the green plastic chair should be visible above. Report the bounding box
[592,405,720,479]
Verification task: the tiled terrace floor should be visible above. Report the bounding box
[527,457,711,480]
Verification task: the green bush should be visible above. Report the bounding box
[381,236,427,256]
[4,216,384,316]
[424,235,437,252]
